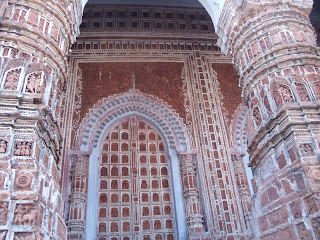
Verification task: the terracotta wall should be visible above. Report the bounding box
[79,62,186,121]
[212,63,241,123]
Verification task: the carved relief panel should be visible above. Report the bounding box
[23,71,44,94]
[98,117,175,240]
[1,68,23,91]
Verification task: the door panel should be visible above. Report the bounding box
[97,117,176,240]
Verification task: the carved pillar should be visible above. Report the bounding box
[0,0,82,238]
[67,154,89,240]
[230,151,252,231]
[179,153,205,235]
[218,0,320,238]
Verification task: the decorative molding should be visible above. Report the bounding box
[74,89,192,153]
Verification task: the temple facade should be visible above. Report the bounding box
[0,0,319,239]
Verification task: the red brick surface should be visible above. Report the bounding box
[79,62,186,121]
[211,63,241,122]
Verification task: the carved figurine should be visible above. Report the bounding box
[3,69,21,90]
[14,205,37,225]
[20,143,26,156]
[26,72,42,94]
[300,143,314,156]
[0,202,8,225]
[263,96,272,113]
[279,85,294,102]
[14,142,22,156]
[252,107,262,126]
[0,140,7,154]
[13,142,32,156]
[295,83,310,101]
[25,142,32,156]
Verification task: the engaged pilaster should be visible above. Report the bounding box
[67,154,89,240]
[179,153,205,235]
[230,151,252,232]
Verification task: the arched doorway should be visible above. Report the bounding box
[97,116,176,239]
[67,87,206,239]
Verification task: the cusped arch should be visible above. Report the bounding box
[75,90,193,153]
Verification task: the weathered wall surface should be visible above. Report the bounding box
[62,5,251,239]
[211,63,241,123]
[79,62,186,122]
[0,0,82,238]
[219,0,320,239]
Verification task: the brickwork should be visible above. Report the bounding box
[62,5,249,239]
[218,0,320,239]
[77,62,186,122]
[97,117,176,239]
[1,0,318,239]
[80,5,215,34]
[0,0,82,238]
[211,63,241,124]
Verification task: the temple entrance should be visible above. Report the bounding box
[97,116,176,240]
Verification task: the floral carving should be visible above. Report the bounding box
[0,140,8,154]
[15,172,33,189]
[13,141,33,156]
[25,71,43,94]
[3,68,22,90]
[14,204,37,225]
[311,168,320,181]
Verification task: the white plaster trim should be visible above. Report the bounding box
[85,116,188,240]
[76,90,192,153]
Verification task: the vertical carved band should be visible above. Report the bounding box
[179,153,205,233]
[230,152,252,231]
[67,154,89,240]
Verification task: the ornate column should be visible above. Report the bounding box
[179,153,205,236]
[67,154,89,240]
[0,0,82,238]
[230,151,252,231]
[218,0,320,239]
